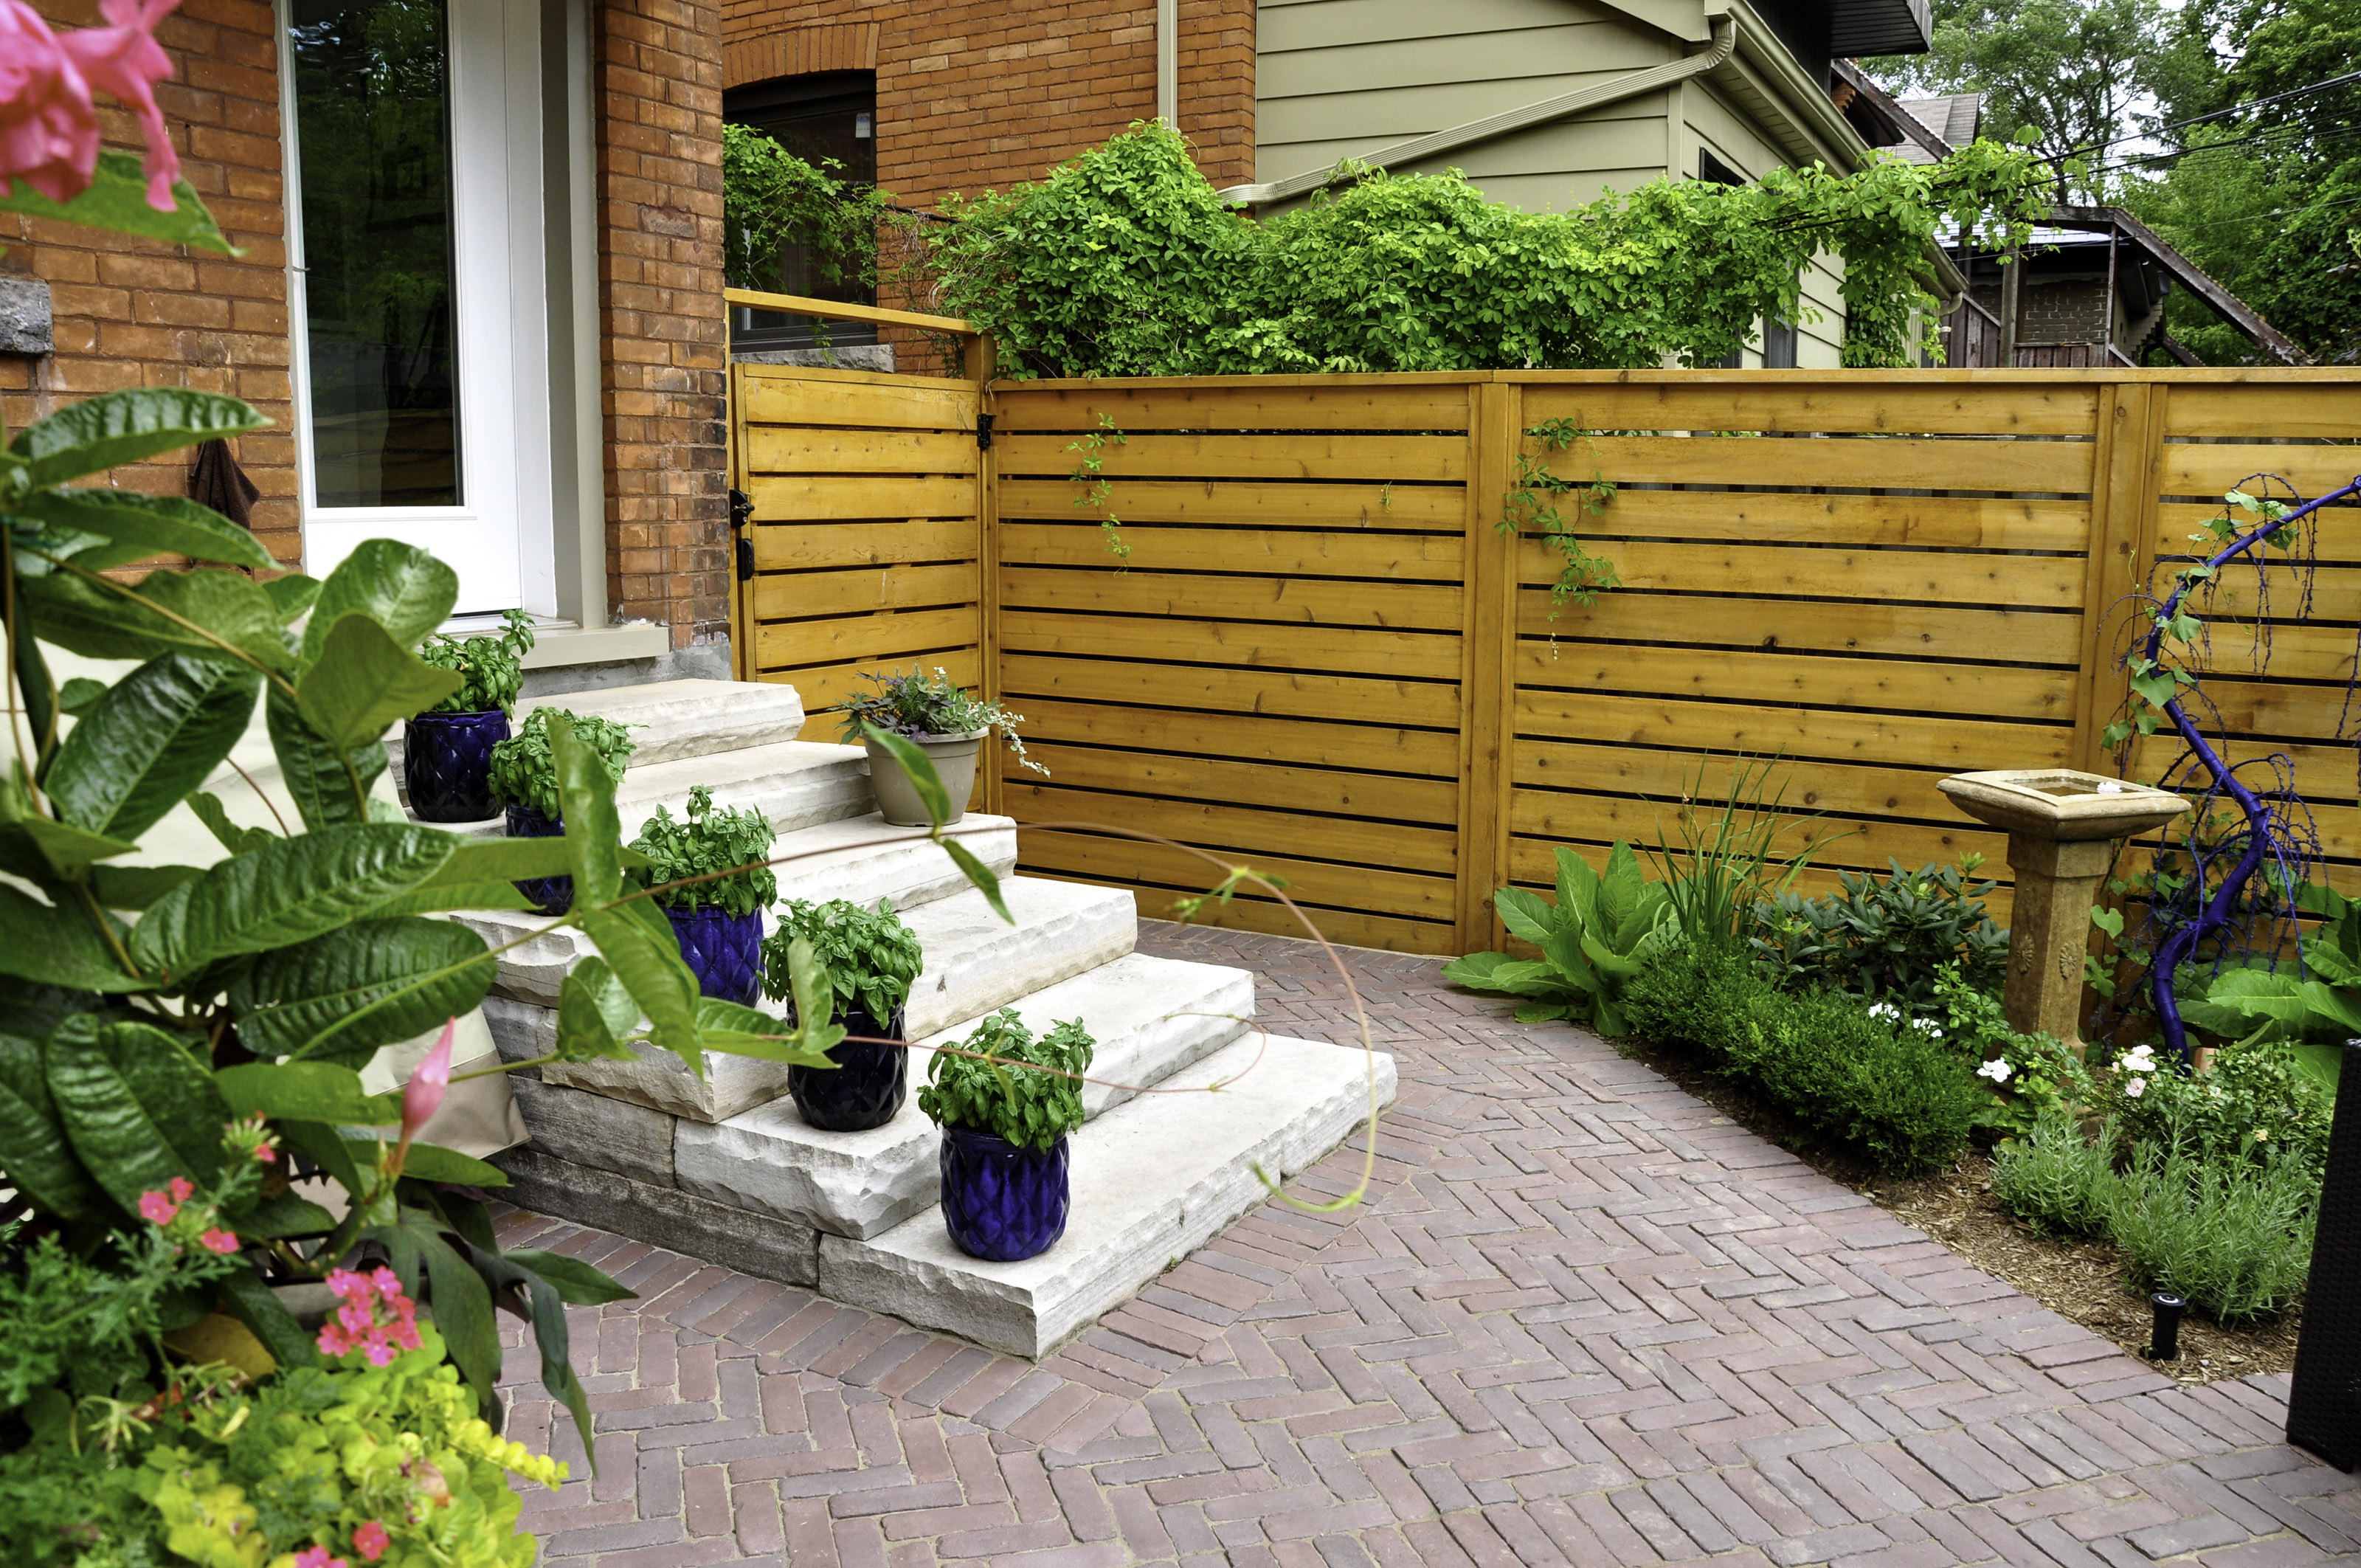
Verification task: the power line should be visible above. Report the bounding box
[2087,115,2361,176]
[2047,68,2361,162]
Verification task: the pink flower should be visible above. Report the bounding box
[400,1019,456,1142]
[294,1549,348,1568]
[255,1142,276,1164]
[317,1264,424,1365]
[167,1175,193,1203]
[138,1189,179,1225]
[352,1521,389,1562]
[0,1,100,204]
[198,1227,238,1255]
[55,0,183,210]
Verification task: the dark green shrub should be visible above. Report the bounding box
[2103,1032,2335,1177]
[1753,857,2008,1014]
[1625,946,1983,1174]
[1991,1111,2121,1237]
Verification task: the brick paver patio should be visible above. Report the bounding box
[494,922,2361,1567]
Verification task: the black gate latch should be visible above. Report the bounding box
[975,412,995,451]
[728,487,754,530]
[735,536,755,582]
[729,488,756,581]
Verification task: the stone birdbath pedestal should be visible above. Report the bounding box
[1937,770,2190,1051]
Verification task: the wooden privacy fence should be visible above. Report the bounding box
[728,331,2361,957]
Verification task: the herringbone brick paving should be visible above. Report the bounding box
[494,922,2361,1566]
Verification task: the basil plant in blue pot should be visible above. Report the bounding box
[404,609,535,822]
[629,786,776,1006]
[486,708,637,913]
[762,899,924,1131]
[917,1009,1095,1261]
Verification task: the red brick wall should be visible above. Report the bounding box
[598,0,733,651]
[2,0,297,567]
[719,1,1257,204]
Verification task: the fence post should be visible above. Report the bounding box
[2071,379,2164,774]
[1457,376,1521,953]
[967,334,1003,815]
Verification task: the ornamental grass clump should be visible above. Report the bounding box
[629,785,777,917]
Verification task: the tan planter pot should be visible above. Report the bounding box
[865,728,986,826]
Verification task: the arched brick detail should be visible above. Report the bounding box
[724,23,879,89]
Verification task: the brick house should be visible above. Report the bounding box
[2,0,742,685]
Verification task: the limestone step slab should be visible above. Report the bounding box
[453,812,1020,1009]
[518,677,808,765]
[896,879,1137,1040]
[668,952,1256,1239]
[610,741,871,843]
[813,1033,1397,1357]
[494,1144,818,1288]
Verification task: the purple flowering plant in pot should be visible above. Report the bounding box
[405,608,536,822]
[487,708,638,913]
[630,785,778,1006]
[917,1009,1096,1262]
[762,898,924,1131]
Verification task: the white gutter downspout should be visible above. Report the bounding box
[1157,0,1177,127]
[1218,14,1738,207]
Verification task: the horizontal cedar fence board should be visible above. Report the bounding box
[1000,612,1463,683]
[997,432,1468,484]
[1011,783,1456,876]
[998,478,1466,530]
[2160,443,2361,497]
[1510,840,2021,933]
[1018,698,1461,778]
[1515,643,2078,722]
[1519,691,2073,772]
[991,383,1475,432]
[1000,522,1467,580]
[1527,591,2087,663]
[754,605,981,669]
[2163,386,2361,438]
[1515,742,1979,825]
[746,475,976,521]
[764,650,984,720]
[2129,735,2361,800]
[739,369,980,429]
[2153,501,2361,553]
[998,567,1464,632]
[1510,798,2008,883]
[752,562,980,621]
[1560,433,2095,494]
[1589,489,2091,551]
[998,654,1465,731]
[1016,825,1458,930]
[751,519,978,572]
[1020,742,1459,829]
[1550,539,2089,609]
[2154,622,2361,685]
[747,426,979,475]
[1515,381,2101,437]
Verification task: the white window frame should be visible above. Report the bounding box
[277,0,557,616]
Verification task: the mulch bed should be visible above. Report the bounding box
[1617,1037,2303,1385]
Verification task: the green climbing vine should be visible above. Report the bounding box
[1504,419,1620,614]
[1067,412,1131,562]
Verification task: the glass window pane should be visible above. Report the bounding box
[291,0,461,508]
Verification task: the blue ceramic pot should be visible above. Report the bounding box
[937,1125,1068,1262]
[404,709,509,822]
[667,905,764,1006]
[504,804,571,914]
[789,1004,908,1132]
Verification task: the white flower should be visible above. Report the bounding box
[1977,1057,2014,1084]
[2125,1077,2147,1099]
[1912,1018,1943,1037]
[1867,1002,1901,1021]
[2097,779,2126,794]
[2121,1046,2157,1073]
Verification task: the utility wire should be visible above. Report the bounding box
[2043,68,2361,163]
[2086,116,2361,176]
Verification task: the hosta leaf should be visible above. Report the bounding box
[45,1015,228,1211]
[127,823,457,979]
[296,612,462,750]
[0,1026,104,1218]
[300,540,457,669]
[228,916,494,1063]
[7,385,260,488]
[17,488,274,572]
[46,655,260,841]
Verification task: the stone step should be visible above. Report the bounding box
[389,679,811,801]
[454,812,1020,1013]
[668,952,1255,1237]
[612,741,871,843]
[814,1033,1397,1358]
[896,879,1138,1040]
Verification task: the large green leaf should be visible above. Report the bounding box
[1596,840,1646,936]
[215,1269,322,1370]
[7,387,261,490]
[300,542,457,670]
[472,1246,600,1463]
[228,916,494,1062]
[188,792,280,856]
[1553,845,1603,931]
[699,995,838,1067]
[555,956,639,1062]
[46,655,260,841]
[273,1119,364,1194]
[548,718,623,905]
[942,837,1014,924]
[0,152,236,258]
[365,836,572,916]
[1493,886,1560,947]
[266,573,321,624]
[2299,980,2361,1036]
[12,601,55,773]
[16,488,275,572]
[126,823,457,979]
[1439,951,1568,1000]
[21,564,290,673]
[45,1016,228,1211]
[232,1190,339,1237]
[0,773,139,877]
[266,687,388,832]
[296,613,462,750]
[0,1027,105,1218]
[395,1142,509,1187]
[89,863,203,911]
[215,1060,398,1125]
[579,895,705,1078]
[0,882,146,992]
[502,1249,635,1305]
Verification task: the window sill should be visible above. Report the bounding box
[518,621,672,669]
